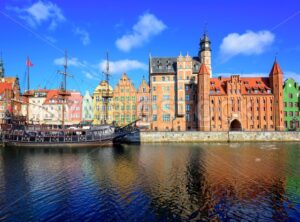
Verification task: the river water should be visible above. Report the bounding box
[0,143,300,221]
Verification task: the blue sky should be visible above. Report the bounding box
[0,0,300,94]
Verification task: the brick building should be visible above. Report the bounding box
[149,33,211,131]
[198,61,284,131]
[149,33,284,131]
[283,78,300,130]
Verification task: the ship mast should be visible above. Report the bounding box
[102,52,112,124]
[58,50,72,128]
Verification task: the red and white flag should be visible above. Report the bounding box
[26,57,34,67]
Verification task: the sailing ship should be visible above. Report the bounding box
[1,51,137,148]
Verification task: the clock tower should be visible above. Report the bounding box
[198,33,212,77]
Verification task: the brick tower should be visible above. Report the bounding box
[197,63,210,131]
[269,59,285,131]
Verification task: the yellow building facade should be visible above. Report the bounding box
[93,80,113,124]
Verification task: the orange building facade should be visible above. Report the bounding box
[112,73,137,126]
[149,33,284,131]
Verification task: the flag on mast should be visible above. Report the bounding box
[26,57,34,67]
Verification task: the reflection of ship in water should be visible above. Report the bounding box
[1,52,137,148]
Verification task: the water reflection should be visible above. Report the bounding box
[0,143,300,221]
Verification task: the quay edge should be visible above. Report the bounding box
[122,131,300,143]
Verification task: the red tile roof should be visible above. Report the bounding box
[0,82,12,94]
[198,63,210,75]
[44,90,61,104]
[269,60,283,75]
[210,76,272,95]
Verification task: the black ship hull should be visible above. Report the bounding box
[1,123,137,148]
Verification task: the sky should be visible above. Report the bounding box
[0,0,300,94]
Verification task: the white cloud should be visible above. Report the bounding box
[54,57,83,67]
[284,71,300,83]
[74,27,90,46]
[83,71,100,80]
[116,13,167,52]
[99,59,147,74]
[220,30,275,61]
[9,1,65,30]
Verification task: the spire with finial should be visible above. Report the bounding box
[269,55,283,76]
[0,52,5,78]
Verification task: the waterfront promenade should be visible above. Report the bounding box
[124,131,300,143]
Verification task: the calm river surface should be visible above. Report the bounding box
[0,143,300,221]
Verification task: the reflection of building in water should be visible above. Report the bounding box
[203,144,289,220]
[138,144,213,219]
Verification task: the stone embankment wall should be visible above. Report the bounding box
[123,131,300,143]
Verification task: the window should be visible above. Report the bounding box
[289,111,293,116]
[284,111,287,116]
[186,114,190,122]
[163,104,170,110]
[162,114,170,122]
[162,76,165,81]
[152,104,157,110]
[152,95,157,101]
[140,97,144,102]
[153,86,156,91]
[142,87,146,93]
[152,115,157,121]
[163,95,170,100]
[186,95,190,101]
[153,77,156,82]
[295,102,299,107]
[132,105,136,110]
[126,115,130,123]
[289,102,293,107]
[296,111,299,116]
[132,96,136,101]
[186,104,190,111]
[289,93,293,99]
[126,105,130,111]
[185,85,189,91]
[284,102,287,107]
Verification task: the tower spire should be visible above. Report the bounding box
[0,52,4,78]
